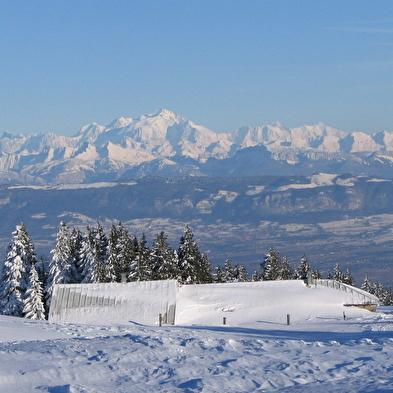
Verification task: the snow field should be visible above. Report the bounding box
[175,280,375,326]
[0,280,391,392]
[0,311,392,392]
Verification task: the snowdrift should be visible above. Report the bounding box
[49,279,379,326]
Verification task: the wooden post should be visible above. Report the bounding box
[286,314,290,325]
[223,317,226,325]
[343,311,346,321]
[159,313,162,327]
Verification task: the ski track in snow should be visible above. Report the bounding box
[0,313,392,392]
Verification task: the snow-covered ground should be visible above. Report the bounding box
[1,282,393,392]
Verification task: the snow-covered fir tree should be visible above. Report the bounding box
[105,224,121,283]
[233,264,249,282]
[69,227,84,284]
[0,223,36,317]
[333,263,345,283]
[129,234,151,281]
[343,268,355,286]
[150,231,178,280]
[178,225,212,284]
[199,253,213,284]
[361,274,372,293]
[80,223,110,283]
[263,247,281,281]
[294,253,311,280]
[373,282,384,300]
[46,222,73,306]
[94,222,110,282]
[114,223,135,282]
[280,255,293,280]
[35,256,49,295]
[311,269,323,280]
[381,286,393,306]
[23,263,46,320]
[223,260,237,282]
[212,265,225,283]
[128,236,140,281]
[80,226,95,283]
[251,263,264,282]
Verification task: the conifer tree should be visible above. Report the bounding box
[294,253,311,280]
[251,263,264,282]
[115,223,135,282]
[129,234,151,281]
[81,223,109,283]
[373,282,384,300]
[234,264,249,282]
[361,274,372,293]
[178,225,212,284]
[81,226,96,283]
[93,222,109,282]
[221,261,248,283]
[343,268,355,286]
[280,255,293,280]
[0,223,36,317]
[381,286,393,306]
[23,264,46,320]
[35,256,49,296]
[178,225,198,284]
[311,269,323,280]
[333,263,345,283]
[106,224,121,283]
[212,265,225,283]
[47,222,73,305]
[263,247,281,280]
[198,253,213,284]
[223,260,236,282]
[128,236,140,281]
[149,231,176,280]
[69,227,84,284]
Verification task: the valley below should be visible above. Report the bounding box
[0,174,392,285]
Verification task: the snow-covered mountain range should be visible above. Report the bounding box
[2,109,393,185]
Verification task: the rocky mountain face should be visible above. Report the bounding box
[2,109,393,185]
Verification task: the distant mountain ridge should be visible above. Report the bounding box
[2,109,393,185]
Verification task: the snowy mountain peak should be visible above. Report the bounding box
[143,109,188,125]
[1,109,393,185]
[1,131,13,140]
[107,117,134,129]
[269,121,285,128]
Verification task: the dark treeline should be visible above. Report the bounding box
[0,223,391,321]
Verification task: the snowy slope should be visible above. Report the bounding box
[176,280,378,326]
[0,284,391,392]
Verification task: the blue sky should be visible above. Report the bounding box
[1,1,393,136]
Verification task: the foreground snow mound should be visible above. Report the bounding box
[0,311,392,392]
[49,280,378,327]
[176,280,377,326]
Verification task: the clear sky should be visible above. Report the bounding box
[1,0,393,136]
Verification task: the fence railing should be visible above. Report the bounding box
[313,279,380,305]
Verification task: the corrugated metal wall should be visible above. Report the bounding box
[49,280,178,325]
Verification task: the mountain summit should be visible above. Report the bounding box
[0,109,393,185]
